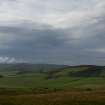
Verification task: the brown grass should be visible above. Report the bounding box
[0,90,105,105]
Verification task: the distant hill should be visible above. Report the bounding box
[0,63,67,73]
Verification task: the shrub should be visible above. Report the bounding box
[0,75,3,78]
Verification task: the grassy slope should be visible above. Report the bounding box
[0,66,105,90]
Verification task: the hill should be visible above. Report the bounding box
[0,63,67,76]
[0,64,105,89]
[46,65,105,78]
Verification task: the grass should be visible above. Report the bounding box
[0,66,105,104]
[0,68,105,89]
[0,74,105,90]
[0,90,105,105]
[49,67,89,77]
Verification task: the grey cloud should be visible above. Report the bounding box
[0,13,105,65]
[0,0,105,65]
[0,22,69,61]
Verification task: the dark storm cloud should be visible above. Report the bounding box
[0,22,70,62]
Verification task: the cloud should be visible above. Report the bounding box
[0,56,24,63]
[0,0,105,65]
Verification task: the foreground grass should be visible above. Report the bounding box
[0,90,105,105]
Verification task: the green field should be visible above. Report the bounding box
[0,64,105,105]
[0,65,105,90]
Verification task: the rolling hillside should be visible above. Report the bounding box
[46,65,105,78]
[0,64,105,89]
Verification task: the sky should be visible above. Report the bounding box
[0,0,105,65]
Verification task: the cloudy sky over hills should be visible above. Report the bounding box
[0,0,105,65]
